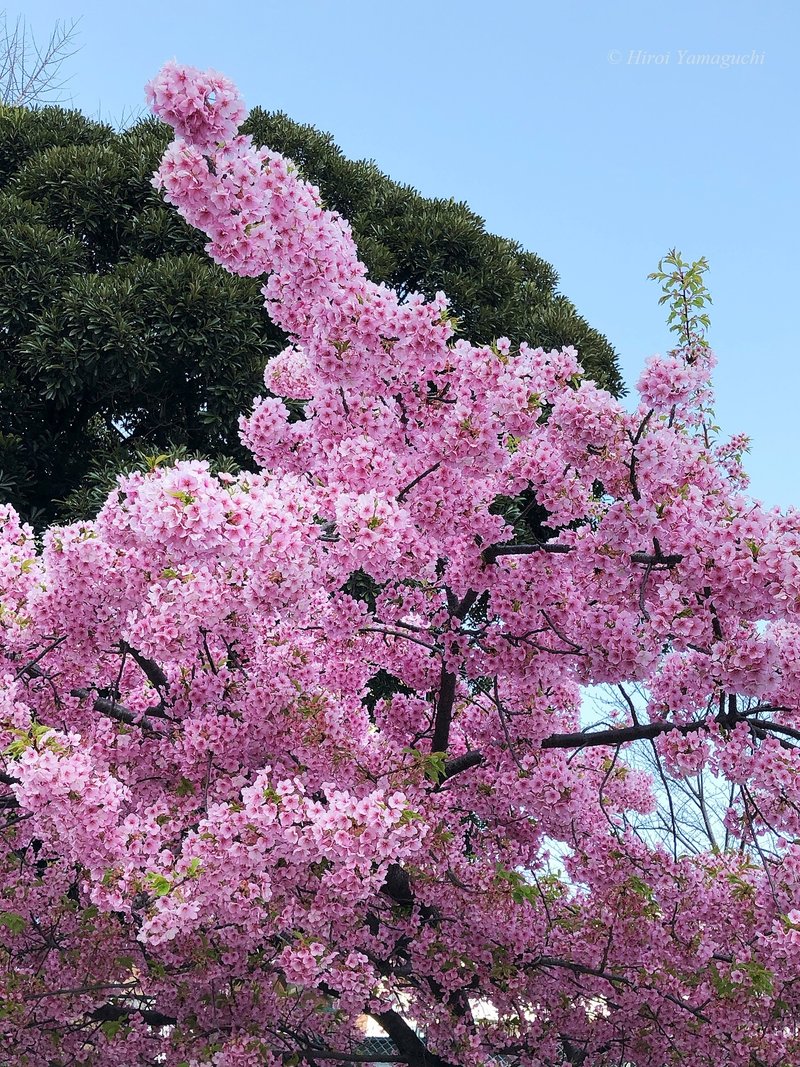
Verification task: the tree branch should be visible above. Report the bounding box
[431,664,457,754]
[120,641,169,691]
[90,1002,177,1029]
[369,1010,456,1067]
[70,689,165,735]
[540,705,796,752]
[397,462,441,504]
[482,541,572,564]
[442,751,484,780]
[428,591,478,755]
[483,541,682,569]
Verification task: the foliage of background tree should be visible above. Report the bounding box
[0,102,622,523]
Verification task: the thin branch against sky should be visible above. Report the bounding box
[0,12,80,107]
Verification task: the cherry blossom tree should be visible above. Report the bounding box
[2,62,800,1066]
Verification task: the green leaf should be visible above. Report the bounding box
[423,751,447,783]
[495,865,538,905]
[144,872,172,897]
[744,961,774,996]
[0,911,27,934]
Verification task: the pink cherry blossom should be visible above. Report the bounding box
[1,61,800,1066]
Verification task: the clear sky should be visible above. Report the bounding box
[21,0,800,508]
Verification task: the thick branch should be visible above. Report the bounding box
[381,862,414,906]
[752,717,800,743]
[70,689,164,735]
[370,1010,456,1067]
[630,550,683,567]
[429,591,478,755]
[542,720,682,749]
[431,665,457,754]
[482,541,572,564]
[442,751,484,780]
[483,542,682,569]
[540,706,792,752]
[90,1002,177,1028]
[120,641,169,691]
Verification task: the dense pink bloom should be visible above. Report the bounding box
[145,59,246,149]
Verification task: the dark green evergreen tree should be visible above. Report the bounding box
[0,103,622,523]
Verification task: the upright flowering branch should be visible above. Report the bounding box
[0,61,799,1066]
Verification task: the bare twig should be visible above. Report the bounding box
[0,15,81,107]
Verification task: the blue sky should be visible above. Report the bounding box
[22,0,800,507]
